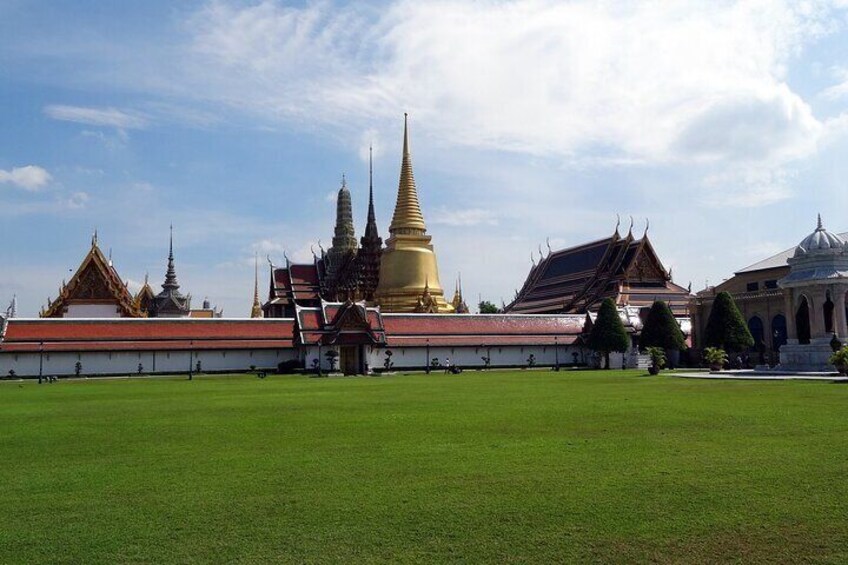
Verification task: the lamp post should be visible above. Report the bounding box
[317,342,323,377]
[426,338,431,373]
[554,336,560,371]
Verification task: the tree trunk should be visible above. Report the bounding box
[604,352,610,370]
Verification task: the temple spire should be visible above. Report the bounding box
[389,113,427,236]
[332,176,357,251]
[364,145,379,239]
[817,213,823,231]
[251,253,262,318]
[162,224,180,291]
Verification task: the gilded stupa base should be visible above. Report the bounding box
[374,234,454,313]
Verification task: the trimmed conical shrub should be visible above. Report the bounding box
[640,300,686,350]
[704,291,754,353]
[588,298,630,369]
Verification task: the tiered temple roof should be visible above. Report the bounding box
[41,233,141,318]
[506,222,690,316]
[150,227,191,317]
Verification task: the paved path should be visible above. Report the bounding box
[671,371,848,382]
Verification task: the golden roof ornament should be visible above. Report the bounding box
[389,113,427,236]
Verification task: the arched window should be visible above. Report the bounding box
[748,316,764,351]
[772,314,787,350]
[824,296,835,334]
[797,296,811,345]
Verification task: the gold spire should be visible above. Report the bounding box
[389,113,427,236]
[251,253,263,318]
[375,114,453,313]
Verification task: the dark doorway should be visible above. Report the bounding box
[796,297,811,345]
[340,346,361,375]
[748,316,764,351]
[824,297,835,334]
[772,314,787,351]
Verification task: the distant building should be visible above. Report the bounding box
[41,229,216,319]
[149,227,191,318]
[41,232,141,318]
[505,221,690,317]
[263,115,453,316]
[690,219,848,365]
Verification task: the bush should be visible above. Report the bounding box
[588,298,630,369]
[640,301,686,351]
[829,346,848,375]
[704,292,754,353]
[645,346,666,374]
[277,359,303,374]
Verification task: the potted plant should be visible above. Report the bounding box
[703,347,728,372]
[829,345,848,375]
[325,350,339,372]
[645,346,666,375]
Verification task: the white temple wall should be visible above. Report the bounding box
[0,348,298,377]
[64,304,122,318]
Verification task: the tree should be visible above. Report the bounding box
[588,298,630,369]
[478,301,500,314]
[704,291,754,353]
[640,300,686,351]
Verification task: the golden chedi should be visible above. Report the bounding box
[375,114,454,313]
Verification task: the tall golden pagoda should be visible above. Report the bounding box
[375,114,453,313]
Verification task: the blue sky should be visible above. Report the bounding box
[3,0,848,317]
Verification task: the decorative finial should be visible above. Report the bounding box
[92,229,98,247]
[687,281,692,293]
[546,237,552,256]
[530,251,536,267]
[341,173,346,188]
[628,215,634,235]
[614,214,621,235]
[643,217,650,237]
[538,244,543,259]
[817,213,823,230]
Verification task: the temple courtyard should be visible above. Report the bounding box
[2,370,847,563]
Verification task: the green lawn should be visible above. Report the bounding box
[1,370,847,563]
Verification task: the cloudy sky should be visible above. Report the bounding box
[3,0,848,317]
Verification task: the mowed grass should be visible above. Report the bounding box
[1,370,847,563]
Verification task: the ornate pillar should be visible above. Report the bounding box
[835,286,848,340]
[810,287,825,339]
[784,290,797,341]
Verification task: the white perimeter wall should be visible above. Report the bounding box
[302,344,593,371]
[0,348,298,377]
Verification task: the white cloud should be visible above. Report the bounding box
[166,0,848,209]
[44,104,148,129]
[430,207,498,227]
[181,1,839,163]
[0,165,52,191]
[65,191,90,209]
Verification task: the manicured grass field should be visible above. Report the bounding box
[2,370,847,563]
